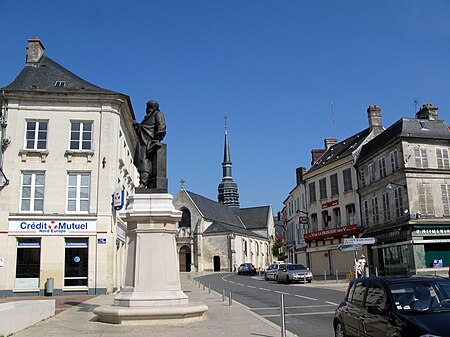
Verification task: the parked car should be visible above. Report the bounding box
[277,264,313,283]
[264,262,289,281]
[334,276,450,337]
[238,263,256,275]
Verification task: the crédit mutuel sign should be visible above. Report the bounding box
[9,220,97,236]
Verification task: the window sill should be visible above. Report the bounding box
[19,149,49,163]
[13,288,40,293]
[65,150,94,163]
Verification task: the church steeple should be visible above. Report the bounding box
[218,114,239,207]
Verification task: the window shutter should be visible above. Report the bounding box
[421,148,429,168]
[437,148,444,169]
[441,185,449,216]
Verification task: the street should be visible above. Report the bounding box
[197,273,348,337]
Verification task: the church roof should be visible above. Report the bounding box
[203,221,266,239]
[239,206,271,230]
[1,55,116,94]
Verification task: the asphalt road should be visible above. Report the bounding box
[197,273,347,337]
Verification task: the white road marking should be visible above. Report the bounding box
[247,285,257,289]
[259,288,271,291]
[262,311,336,318]
[274,290,290,295]
[295,294,318,301]
[228,281,235,284]
[324,301,338,305]
[252,304,336,310]
[237,283,245,286]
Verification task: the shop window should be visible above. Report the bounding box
[20,172,45,212]
[16,238,41,289]
[64,238,88,287]
[67,172,90,213]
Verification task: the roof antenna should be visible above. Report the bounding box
[331,101,336,138]
[414,98,420,114]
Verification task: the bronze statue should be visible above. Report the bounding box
[133,100,167,191]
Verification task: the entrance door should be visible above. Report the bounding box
[179,246,191,272]
[213,256,221,272]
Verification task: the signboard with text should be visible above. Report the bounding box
[9,219,97,236]
[343,237,376,245]
[304,224,357,241]
[338,244,362,252]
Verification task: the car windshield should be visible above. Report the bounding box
[389,280,450,312]
[287,264,306,271]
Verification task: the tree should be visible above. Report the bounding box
[272,238,285,261]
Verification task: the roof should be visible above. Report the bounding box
[357,118,450,163]
[307,128,371,173]
[203,221,265,239]
[1,55,115,94]
[239,206,271,230]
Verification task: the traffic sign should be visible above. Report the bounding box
[338,244,362,252]
[343,237,376,245]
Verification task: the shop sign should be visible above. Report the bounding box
[322,200,339,209]
[113,188,125,210]
[9,220,97,236]
[98,238,106,244]
[304,224,357,241]
[414,227,450,236]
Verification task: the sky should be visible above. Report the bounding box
[1,1,450,212]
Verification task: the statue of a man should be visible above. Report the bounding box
[133,100,166,188]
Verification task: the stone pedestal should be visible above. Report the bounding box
[94,193,207,325]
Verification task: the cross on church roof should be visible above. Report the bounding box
[180,179,186,189]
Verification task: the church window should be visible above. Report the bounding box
[179,208,191,228]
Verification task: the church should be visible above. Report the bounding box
[173,123,276,272]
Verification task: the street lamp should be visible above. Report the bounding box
[385,182,406,190]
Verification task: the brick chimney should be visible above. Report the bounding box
[311,149,325,166]
[416,104,438,120]
[367,105,383,135]
[324,137,337,150]
[26,36,45,63]
[296,167,306,186]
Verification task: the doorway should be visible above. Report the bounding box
[213,256,221,272]
[179,246,191,272]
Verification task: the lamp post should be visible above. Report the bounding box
[385,182,406,190]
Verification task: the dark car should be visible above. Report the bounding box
[334,276,450,337]
[277,264,313,283]
[238,263,256,275]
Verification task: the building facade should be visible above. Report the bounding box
[0,38,137,297]
[356,104,450,276]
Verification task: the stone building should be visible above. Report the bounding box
[173,122,275,272]
[356,104,450,276]
[0,38,137,296]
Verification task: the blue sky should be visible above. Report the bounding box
[1,1,450,212]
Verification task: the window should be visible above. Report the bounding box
[441,184,450,216]
[418,183,434,215]
[333,208,341,227]
[330,173,339,196]
[20,172,45,212]
[368,163,375,183]
[360,170,366,188]
[382,192,391,222]
[371,197,379,225]
[394,187,404,218]
[309,182,316,203]
[414,147,429,168]
[25,120,48,150]
[365,282,387,309]
[363,200,369,226]
[378,157,387,178]
[322,210,330,228]
[243,240,248,256]
[346,204,356,226]
[55,80,66,87]
[436,148,450,169]
[310,213,318,232]
[319,178,327,199]
[352,281,369,305]
[64,239,88,287]
[390,150,400,172]
[16,238,41,279]
[70,121,92,150]
[67,173,90,212]
[179,208,191,228]
[343,168,352,192]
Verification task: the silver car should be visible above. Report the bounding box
[264,262,288,281]
[276,264,313,283]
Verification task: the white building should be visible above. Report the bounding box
[0,38,137,297]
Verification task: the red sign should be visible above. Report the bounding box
[304,224,357,241]
[322,199,339,209]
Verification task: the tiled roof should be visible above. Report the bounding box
[239,206,271,229]
[307,128,371,173]
[1,56,115,94]
[203,221,266,239]
[357,118,450,163]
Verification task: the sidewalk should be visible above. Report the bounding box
[7,273,298,337]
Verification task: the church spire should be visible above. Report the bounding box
[218,113,239,207]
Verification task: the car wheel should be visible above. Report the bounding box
[308,279,312,283]
[276,276,280,283]
[264,274,269,281]
[286,276,290,284]
[334,321,345,337]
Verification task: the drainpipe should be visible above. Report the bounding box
[0,91,10,187]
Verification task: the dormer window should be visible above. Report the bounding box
[55,81,66,87]
[419,121,429,130]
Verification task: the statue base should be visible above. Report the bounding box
[94,193,207,325]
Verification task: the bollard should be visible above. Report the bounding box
[375,267,378,277]
[222,289,226,302]
[208,284,211,294]
[324,270,327,282]
[198,281,201,288]
[280,294,286,337]
[336,269,339,283]
[229,291,232,306]
[203,283,205,291]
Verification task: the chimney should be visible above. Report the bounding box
[367,105,383,135]
[311,149,326,166]
[416,104,438,120]
[295,167,306,185]
[324,137,337,150]
[26,36,45,63]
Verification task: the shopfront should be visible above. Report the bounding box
[2,218,106,297]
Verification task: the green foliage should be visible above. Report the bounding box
[272,238,285,260]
